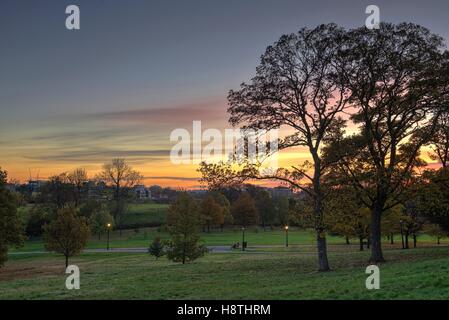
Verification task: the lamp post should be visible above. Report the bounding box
[242,226,246,251]
[107,223,112,251]
[399,220,405,249]
[285,225,289,248]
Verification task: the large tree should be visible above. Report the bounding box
[0,168,25,267]
[201,24,349,271]
[98,158,142,231]
[324,23,449,262]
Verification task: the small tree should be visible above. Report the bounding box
[166,193,207,264]
[231,193,259,228]
[43,209,90,267]
[211,191,232,231]
[200,195,224,233]
[381,205,406,245]
[90,208,114,240]
[148,237,165,259]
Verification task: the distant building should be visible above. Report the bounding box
[134,185,151,199]
[271,187,292,199]
[27,180,45,193]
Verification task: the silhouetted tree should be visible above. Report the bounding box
[38,173,75,213]
[201,24,349,271]
[68,168,88,207]
[324,23,449,262]
[98,158,142,235]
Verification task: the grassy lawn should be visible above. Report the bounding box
[121,203,168,228]
[1,247,449,299]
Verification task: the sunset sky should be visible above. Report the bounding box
[1,0,448,188]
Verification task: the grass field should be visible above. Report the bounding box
[121,203,168,228]
[5,210,448,300]
[1,246,449,299]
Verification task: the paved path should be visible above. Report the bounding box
[11,244,446,256]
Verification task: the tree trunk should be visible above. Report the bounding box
[437,236,441,245]
[390,233,394,245]
[369,205,385,263]
[345,236,350,245]
[182,233,186,264]
[367,237,370,249]
[359,237,364,251]
[312,153,330,272]
[405,233,409,249]
[413,234,417,248]
[65,255,69,268]
[317,233,330,272]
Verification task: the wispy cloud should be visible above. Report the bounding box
[22,148,170,163]
[78,99,228,127]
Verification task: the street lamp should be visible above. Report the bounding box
[106,223,112,251]
[241,226,246,251]
[285,225,289,248]
[399,220,405,249]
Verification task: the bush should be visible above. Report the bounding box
[148,237,165,259]
[166,235,207,264]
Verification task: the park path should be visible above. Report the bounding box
[11,243,445,256]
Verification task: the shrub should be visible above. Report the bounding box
[148,237,165,259]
